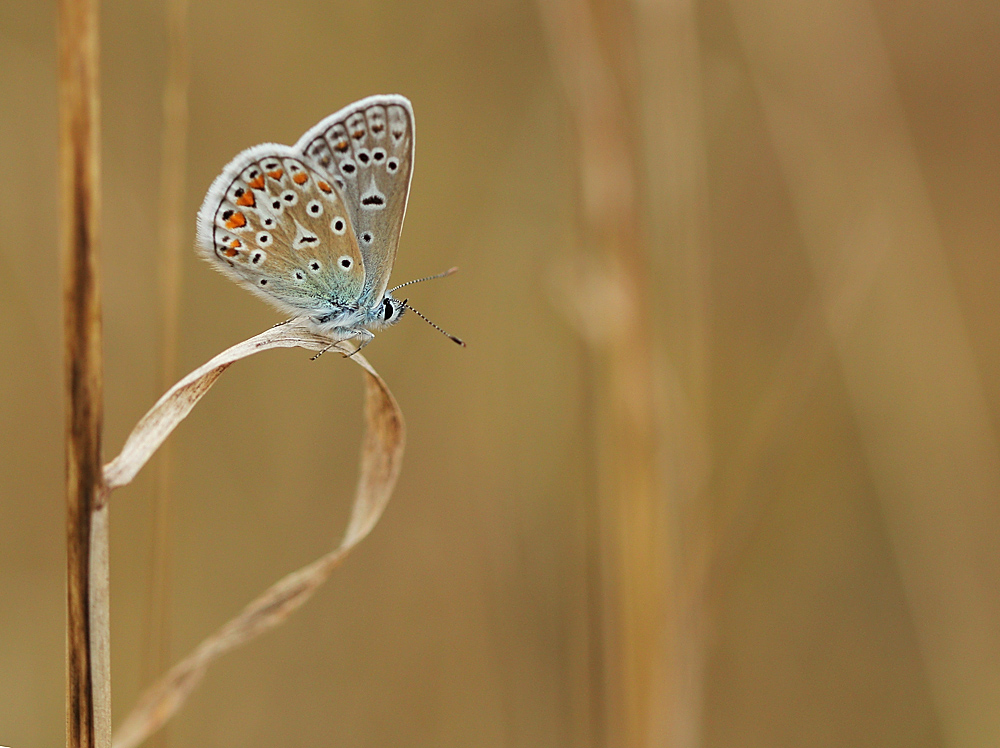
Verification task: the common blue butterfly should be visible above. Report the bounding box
[196,94,462,350]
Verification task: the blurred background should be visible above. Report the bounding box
[3,0,1000,746]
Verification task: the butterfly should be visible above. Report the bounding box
[196,94,462,351]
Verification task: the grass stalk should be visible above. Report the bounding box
[140,0,190,737]
[59,0,108,744]
[537,0,663,745]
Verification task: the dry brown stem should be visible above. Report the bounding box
[101,319,404,748]
[59,0,107,743]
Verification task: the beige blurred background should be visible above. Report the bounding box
[3,0,1000,746]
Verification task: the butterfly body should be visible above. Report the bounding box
[196,95,415,346]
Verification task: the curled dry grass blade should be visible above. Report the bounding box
[102,317,406,748]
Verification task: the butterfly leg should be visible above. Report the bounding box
[310,334,347,360]
[341,330,374,358]
[310,344,333,361]
[309,329,373,360]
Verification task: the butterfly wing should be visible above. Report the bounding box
[196,144,367,319]
[296,94,415,307]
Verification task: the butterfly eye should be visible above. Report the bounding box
[381,298,394,321]
[331,217,347,235]
[306,200,323,217]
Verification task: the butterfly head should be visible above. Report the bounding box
[368,293,406,330]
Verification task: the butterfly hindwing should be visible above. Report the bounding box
[196,144,366,317]
[297,94,414,306]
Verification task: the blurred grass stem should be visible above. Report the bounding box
[538,0,675,745]
[140,0,190,741]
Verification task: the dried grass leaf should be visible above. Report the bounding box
[105,319,355,490]
[104,318,405,748]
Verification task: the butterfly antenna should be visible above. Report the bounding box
[402,298,466,347]
[389,266,459,294]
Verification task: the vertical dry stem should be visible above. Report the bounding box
[630,2,712,745]
[141,0,190,730]
[59,0,107,744]
[538,0,664,745]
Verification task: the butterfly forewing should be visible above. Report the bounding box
[297,95,414,305]
[196,145,366,316]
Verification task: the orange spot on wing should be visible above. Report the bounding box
[225,212,246,229]
[293,172,308,185]
[236,191,255,207]
[248,174,265,190]
[223,247,239,257]
[267,168,284,180]
[334,139,349,152]
[317,181,332,193]
[229,239,241,248]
